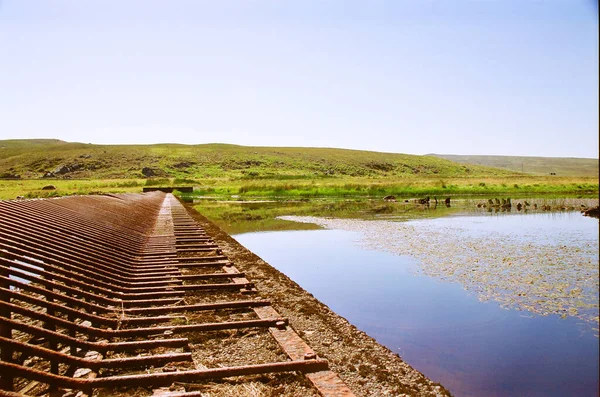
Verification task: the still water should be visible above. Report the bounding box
[234,212,599,397]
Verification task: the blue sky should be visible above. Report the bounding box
[0,1,598,157]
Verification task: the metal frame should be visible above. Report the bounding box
[0,192,355,396]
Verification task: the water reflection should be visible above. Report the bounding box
[234,210,599,397]
[194,197,598,234]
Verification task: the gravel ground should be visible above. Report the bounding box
[182,202,452,397]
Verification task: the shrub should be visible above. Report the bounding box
[173,178,198,185]
[145,178,170,186]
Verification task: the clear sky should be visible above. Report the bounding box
[0,1,598,157]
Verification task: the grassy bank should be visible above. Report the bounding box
[188,175,598,198]
[0,179,145,200]
[0,175,597,201]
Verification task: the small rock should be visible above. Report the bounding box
[142,167,156,177]
[53,164,71,175]
[73,368,92,378]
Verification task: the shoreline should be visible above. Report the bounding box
[182,200,453,397]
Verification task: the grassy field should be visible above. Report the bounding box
[0,139,514,180]
[187,175,598,198]
[0,178,145,199]
[431,154,599,177]
[0,175,596,201]
[0,139,597,200]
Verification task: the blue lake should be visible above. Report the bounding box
[234,212,599,397]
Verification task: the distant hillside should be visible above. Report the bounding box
[430,154,599,178]
[0,139,69,149]
[0,139,513,180]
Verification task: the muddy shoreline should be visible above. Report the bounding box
[182,202,452,396]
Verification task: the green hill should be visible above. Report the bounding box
[0,139,513,180]
[431,154,598,178]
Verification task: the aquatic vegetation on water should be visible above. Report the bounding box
[279,215,600,334]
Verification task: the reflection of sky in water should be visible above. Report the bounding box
[406,212,598,247]
[236,213,599,397]
[279,212,599,325]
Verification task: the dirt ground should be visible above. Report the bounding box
[182,202,452,397]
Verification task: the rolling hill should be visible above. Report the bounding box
[0,139,514,180]
[430,154,598,178]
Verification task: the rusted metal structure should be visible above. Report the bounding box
[142,187,193,193]
[0,192,355,396]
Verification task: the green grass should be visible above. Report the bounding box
[0,179,145,200]
[0,139,597,200]
[184,175,598,199]
[0,139,515,180]
[431,154,599,177]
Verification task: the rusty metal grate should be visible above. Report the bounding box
[0,192,355,396]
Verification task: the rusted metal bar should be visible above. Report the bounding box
[0,197,167,268]
[176,255,228,262]
[0,256,12,392]
[1,277,109,314]
[0,359,329,389]
[123,299,271,315]
[0,242,181,287]
[3,301,288,338]
[0,271,180,307]
[172,197,356,397]
[27,195,162,237]
[177,272,244,280]
[174,261,231,268]
[176,243,218,249]
[0,232,176,279]
[176,238,212,243]
[167,282,254,292]
[0,193,355,397]
[253,306,356,396]
[0,260,184,300]
[3,287,184,327]
[176,249,219,255]
[0,253,180,294]
[222,264,258,294]
[0,212,147,264]
[0,317,190,353]
[0,202,150,251]
[0,337,192,370]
